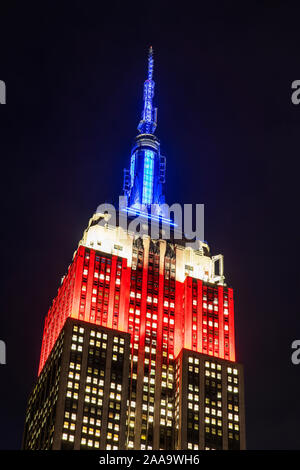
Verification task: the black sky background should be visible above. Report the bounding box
[0,1,299,450]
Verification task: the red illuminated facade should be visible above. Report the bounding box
[39,245,236,375]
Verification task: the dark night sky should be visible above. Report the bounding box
[0,1,299,450]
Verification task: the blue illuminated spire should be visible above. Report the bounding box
[123,47,167,220]
[137,46,157,135]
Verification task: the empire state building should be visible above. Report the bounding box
[22,48,246,451]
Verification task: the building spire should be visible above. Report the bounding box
[137,46,157,135]
[123,47,166,218]
[148,46,154,80]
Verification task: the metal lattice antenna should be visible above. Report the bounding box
[137,46,157,134]
[148,46,154,80]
